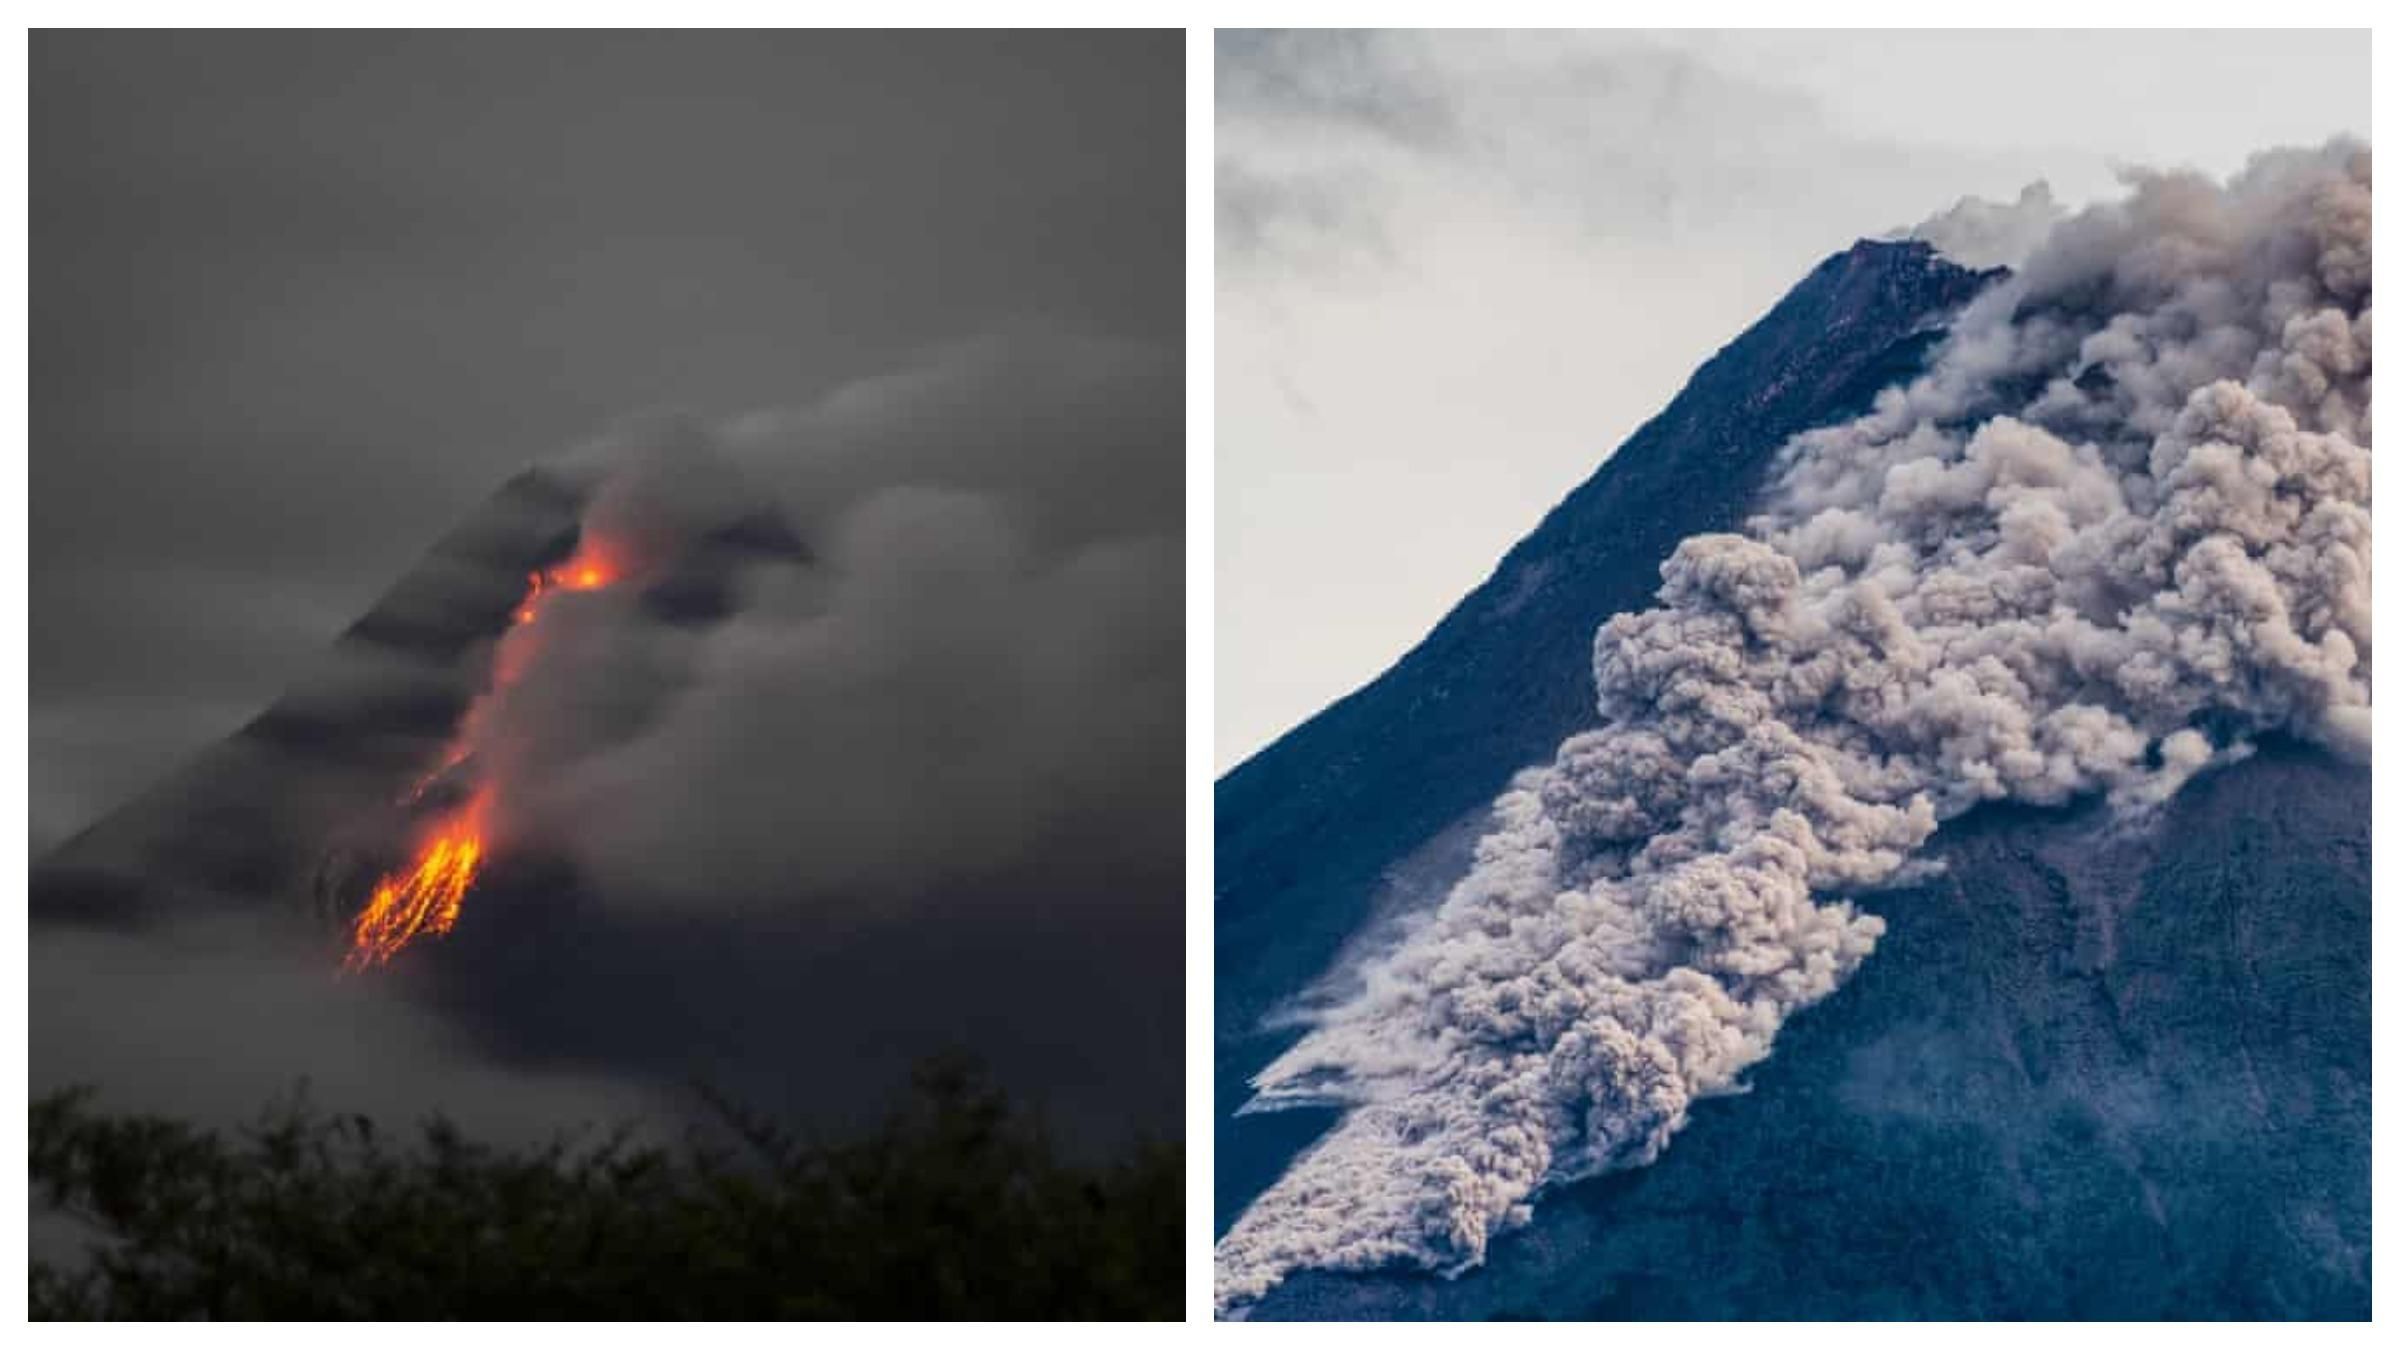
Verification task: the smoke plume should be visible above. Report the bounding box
[1216,142,2370,1312]
[1900,179,2065,269]
[449,334,1183,928]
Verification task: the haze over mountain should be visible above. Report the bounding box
[1217,142,2369,1319]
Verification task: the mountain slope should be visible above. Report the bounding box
[1218,232,2369,1319]
[1254,739,2368,1319]
[1217,240,1998,1220]
[31,468,591,928]
[32,462,810,934]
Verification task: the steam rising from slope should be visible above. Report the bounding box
[1216,142,2370,1312]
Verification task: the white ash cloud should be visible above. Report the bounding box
[1901,179,2065,269]
[1217,141,2370,1312]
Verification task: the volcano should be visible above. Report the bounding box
[34,403,1186,1161]
[32,460,805,948]
[1218,153,2370,1318]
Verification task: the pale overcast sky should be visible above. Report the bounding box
[1217,28,2370,772]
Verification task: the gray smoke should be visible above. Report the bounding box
[459,332,1183,925]
[1900,180,2065,269]
[1216,141,2370,1312]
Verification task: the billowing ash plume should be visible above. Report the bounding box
[1901,180,2065,269]
[1216,142,2370,1313]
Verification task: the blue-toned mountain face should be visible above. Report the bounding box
[1215,240,2369,1319]
[1217,240,1997,1214]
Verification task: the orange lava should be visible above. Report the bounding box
[343,792,489,970]
[514,547,617,622]
[344,539,617,969]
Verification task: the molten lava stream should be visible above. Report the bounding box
[344,544,617,971]
[344,792,490,971]
[515,549,615,621]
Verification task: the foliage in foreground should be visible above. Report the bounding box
[31,1060,1180,1320]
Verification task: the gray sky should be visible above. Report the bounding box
[1216,28,2370,771]
[33,29,1182,852]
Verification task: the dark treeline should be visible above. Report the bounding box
[31,1059,1180,1320]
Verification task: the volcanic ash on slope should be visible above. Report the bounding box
[1216,142,2370,1311]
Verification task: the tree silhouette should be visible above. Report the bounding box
[31,1058,1179,1320]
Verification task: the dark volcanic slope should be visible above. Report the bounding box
[32,468,588,928]
[31,464,815,934]
[1216,241,1998,1221]
[1257,741,2369,1320]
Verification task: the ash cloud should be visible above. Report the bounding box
[1902,180,2065,268]
[1216,142,2370,1311]
[451,334,1182,924]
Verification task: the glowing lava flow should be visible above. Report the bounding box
[341,545,616,970]
[342,791,490,970]
[513,555,612,622]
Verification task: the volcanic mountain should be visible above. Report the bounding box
[1218,149,2369,1319]
[33,419,1184,1153]
[34,456,804,941]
